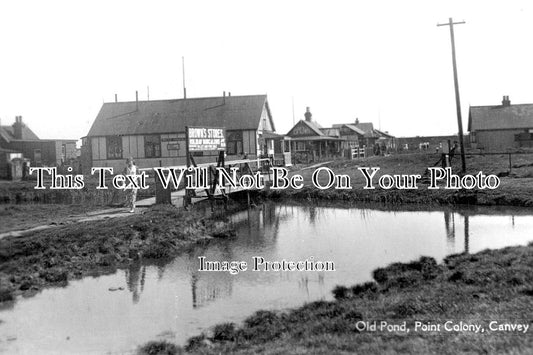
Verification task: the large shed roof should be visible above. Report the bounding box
[468,103,533,131]
[87,95,273,136]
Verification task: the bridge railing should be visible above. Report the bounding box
[137,157,274,206]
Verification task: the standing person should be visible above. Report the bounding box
[124,157,138,213]
[449,141,459,162]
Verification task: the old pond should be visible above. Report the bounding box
[1,202,533,354]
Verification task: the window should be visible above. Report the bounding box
[61,144,66,163]
[296,142,306,151]
[144,135,161,158]
[227,131,243,155]
[470,132,476,144]
[34,149,42,163]
[106,136,122,159]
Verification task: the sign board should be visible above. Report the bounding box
[187,127,226,152]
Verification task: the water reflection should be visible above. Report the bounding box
[443,212,470,255]
[1,203,532,354]
[464,215,470,254]
[125,262,147,304]
[444,211,455,254]
[183,203,529,312]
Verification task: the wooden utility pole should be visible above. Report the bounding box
[182,56,187,99]
[438,18,467,173]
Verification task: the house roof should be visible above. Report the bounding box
[0,124,40,142]
[260,131,285,139]
[340,124,366,136]
[87,95,274,137]
[468,103,533,131]
[374,129,395,138]
[354,122,376,137]
[333,122,377,137]
[302,120,324,136]
[286,120,325,137]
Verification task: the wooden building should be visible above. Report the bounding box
[336,124,366,150]
[82,94,283,171]
[286,107,343,162]
[468,96,533,151]
[0,116,77,168]
[333,119,396,154]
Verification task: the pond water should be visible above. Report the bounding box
[1,202,533,354]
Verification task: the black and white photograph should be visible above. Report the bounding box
[1,1,532,354]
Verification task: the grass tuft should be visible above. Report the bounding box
[137,340,181,355]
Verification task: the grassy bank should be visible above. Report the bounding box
[0,204,106,234]
[159,243,533,355]
[0,175,157,205]
[264,153,533,206]
[0,204,236,302]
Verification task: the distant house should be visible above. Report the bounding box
[286,107,343,160]
[0,116,77,168]
[82,94,284,171]
[333,119,396,153]
[468,96,533,151]
[333,123,366,150]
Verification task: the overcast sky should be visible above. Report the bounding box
[1,0,532,141]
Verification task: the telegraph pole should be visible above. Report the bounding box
[438,18,467,173]
[182,56,187,99]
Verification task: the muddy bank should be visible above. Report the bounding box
[0,204,237,301]
[176,243,533,354]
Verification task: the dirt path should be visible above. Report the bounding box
[0,207,147,239]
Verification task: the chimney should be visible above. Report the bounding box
[502,95,511,106]
[304,107,312,122]
[355,118,360,125]
[223,91,226,104]
[135,91,139,110]
[228,92,231,97]
[13,116,23,139]
[115,94,118,103]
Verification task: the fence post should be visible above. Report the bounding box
[508,153,512,174]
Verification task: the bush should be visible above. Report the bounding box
[137,340,181,355]
[244,310,280,328]
[351,282,378,296]
[240,310,285,342]
[212,322,237,341]
[332,285,350,300]
[185,335,206,352]
[373,268,388,284]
